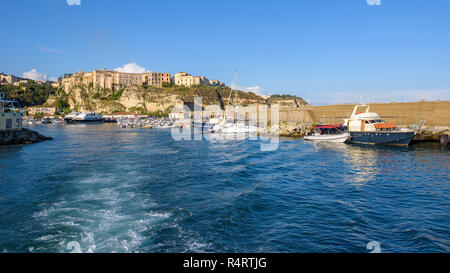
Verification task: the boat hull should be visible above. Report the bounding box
[193,122,216,131]
[64,118,105,124]
[216,124,258,134]
[304,133,350,143]
[349,131,415,146]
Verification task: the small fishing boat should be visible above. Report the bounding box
[304,124,350,143]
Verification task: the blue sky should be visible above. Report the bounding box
[0,0,449,104]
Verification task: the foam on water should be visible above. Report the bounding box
[30,165,172,252]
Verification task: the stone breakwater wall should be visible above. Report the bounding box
[311,101,450,127]
[230,101,449,137]
[0,128,53,146]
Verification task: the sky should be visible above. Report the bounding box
[0,0,449,105]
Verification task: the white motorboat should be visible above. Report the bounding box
[304,125,350,143]
[64,111,104,124]
[343,104,416,146]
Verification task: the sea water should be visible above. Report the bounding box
[0,124,448,253]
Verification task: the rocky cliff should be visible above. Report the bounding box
[61,84,275,114]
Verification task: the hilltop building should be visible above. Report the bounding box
[61,69,172,92]
[141,72,171,88]
[173,72,224,88]
[0,73,22,85]
[60,68,225,92]
[208,79,225,87]
[173,72,207,87]
[26,106,58,116]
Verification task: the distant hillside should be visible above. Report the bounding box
[0,81,58,106]
[268,94,308,106]
[37,83,308,116]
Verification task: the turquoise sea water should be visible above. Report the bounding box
[0,124,448,253]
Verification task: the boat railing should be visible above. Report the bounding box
[1,98,23,115]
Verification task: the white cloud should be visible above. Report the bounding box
[66,0,81,6]
[245,86,266,95]
[23,69,47,81]
[37,44,64,54]
[114,62,149,73]
[366,0,381,6]
[49,76,58,82]
[235,85,271,98]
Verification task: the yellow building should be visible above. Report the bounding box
[0,73,21,85]
[209,79,225,86]
[141,72,171,87]
[26,106,58,116]
[173,72,209,87]
[61,69,172,92]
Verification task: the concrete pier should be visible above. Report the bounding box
[412,129,449,146]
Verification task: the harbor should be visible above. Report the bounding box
[17,101,450,147]
[1,0,449,257]
[0,123,448,253]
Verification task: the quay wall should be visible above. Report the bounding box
[201,101,449,127]
[310,101,450,127]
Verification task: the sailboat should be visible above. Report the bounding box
[211,72,258,134]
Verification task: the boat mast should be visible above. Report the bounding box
[234,71,238,108]
[224,71,239,121]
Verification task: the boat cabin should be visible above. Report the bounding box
[311,124,347,135]
[0,92,23,131]
[344,104,396,132]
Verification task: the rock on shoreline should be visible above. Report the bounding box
[278,124,310,138]
[0,128,53,146]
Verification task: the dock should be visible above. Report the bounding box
[412,129,449,146]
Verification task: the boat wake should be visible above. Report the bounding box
[31,172,170,253]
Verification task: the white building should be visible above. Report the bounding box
[0,94,23,130]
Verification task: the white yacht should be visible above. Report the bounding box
[64,111,104,124]
[344,104,415,146]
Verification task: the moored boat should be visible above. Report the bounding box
[64,111,104,124]
[344,104,415,146]
[212,119,258,134]
[304,124,350,143]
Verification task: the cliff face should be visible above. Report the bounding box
[62,84,273,114]
[119,86,183,113]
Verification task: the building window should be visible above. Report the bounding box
[6,119,12,129]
